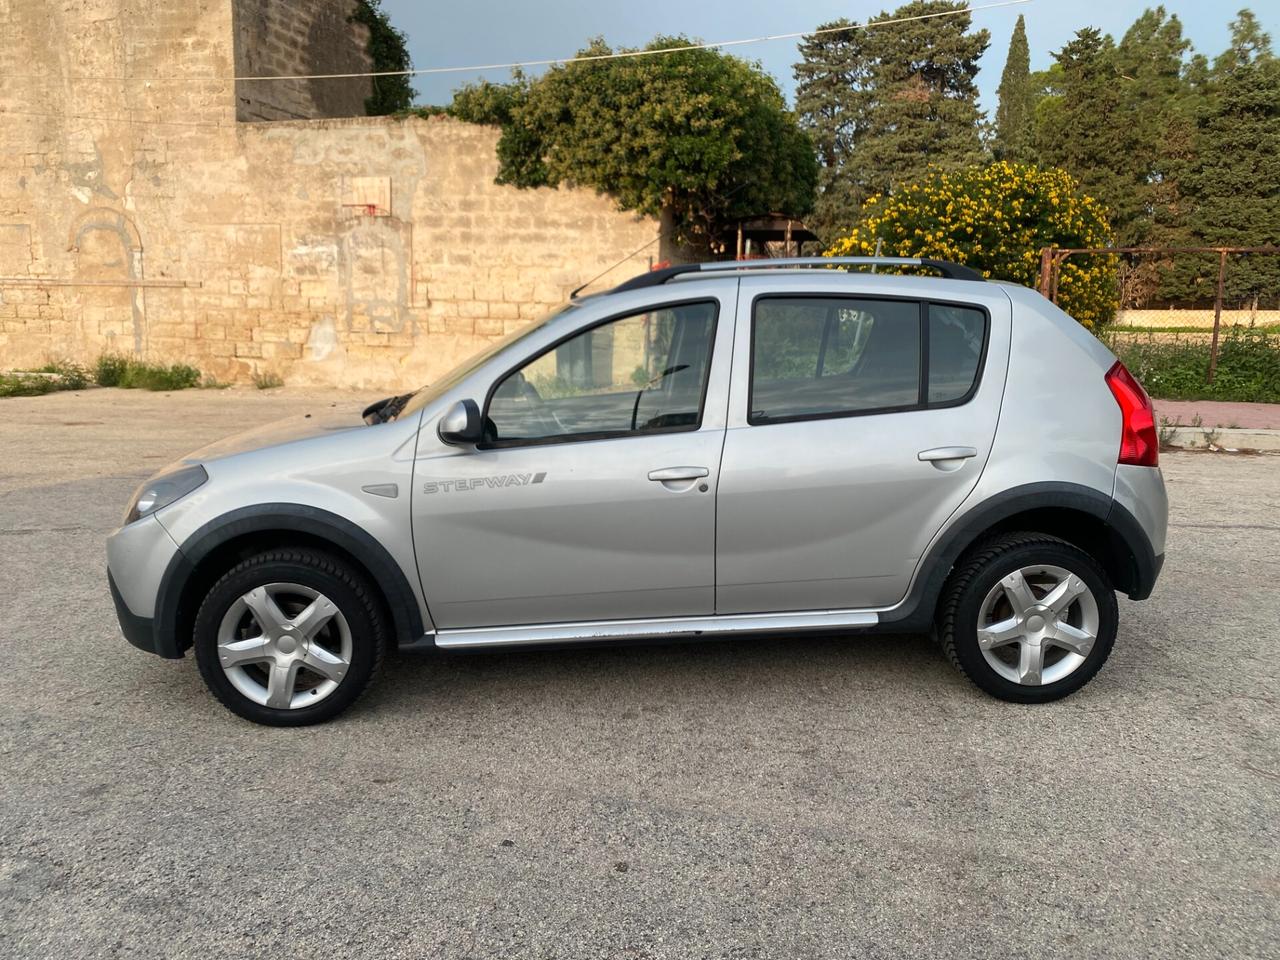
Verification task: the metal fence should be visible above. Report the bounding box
[1037,246,1280,383]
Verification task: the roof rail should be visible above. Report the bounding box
[609,256,985,294]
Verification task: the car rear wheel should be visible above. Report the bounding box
[937,533,1118,703]
[193,548,387,725]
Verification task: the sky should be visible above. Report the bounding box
[378,0,1279,115]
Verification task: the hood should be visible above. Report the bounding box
[185,402,370,463]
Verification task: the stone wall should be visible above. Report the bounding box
[232,0,374,122]
[0,0,660,389]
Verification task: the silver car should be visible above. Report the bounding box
[107,257,1168,726]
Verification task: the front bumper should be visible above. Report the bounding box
[106,514,184,659]
[109,568,159,654]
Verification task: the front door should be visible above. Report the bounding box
[715,275,1011,613]
[413,293,734,629]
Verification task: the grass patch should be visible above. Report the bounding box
[252,371,285,390]
[93,354,201,391]
[34,360,91,389]
[1104,326,1280,404]
[0,360,91,397]
[4,354,206,398]
[0,372,66,397]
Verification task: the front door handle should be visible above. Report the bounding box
[918,446,978,463]
[648,466,710,482]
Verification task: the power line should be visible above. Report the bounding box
[236,0,1031,82]
[2,0,1031,85]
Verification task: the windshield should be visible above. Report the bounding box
[392,302,578,421]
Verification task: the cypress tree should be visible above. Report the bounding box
[1031,30,1126,224]
[994,15,1033,160]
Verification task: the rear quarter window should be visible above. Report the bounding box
[928,304,987,404]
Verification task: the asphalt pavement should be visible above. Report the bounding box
[1,387,1277,959]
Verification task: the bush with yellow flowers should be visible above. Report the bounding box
[826,162,1118,329]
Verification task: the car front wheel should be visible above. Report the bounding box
[193,548,387,725]
[937,532,1119,703]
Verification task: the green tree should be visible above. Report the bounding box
[1030,10,1202,253]
[793,2,988,240]
[448,76,526,126]
[1213,8,1272,74]
[444,73,552,187]
[349,0,415,115]
[794,21,872,238]
[1032,29,1138,243]
[1116,8,1196,246]
[994,15,1034,160]
[1185,17,1280,305]
[850,1,989,197]
[477,37,817,258]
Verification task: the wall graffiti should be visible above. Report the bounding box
[67,207,146,354]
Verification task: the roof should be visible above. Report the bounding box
[605,258,984,296]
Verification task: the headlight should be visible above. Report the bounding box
[125,464,208,524]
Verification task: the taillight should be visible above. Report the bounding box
[1105,361,1158,467]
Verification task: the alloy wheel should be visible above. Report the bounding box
[976,564,1100,686]
[215,582,353,709]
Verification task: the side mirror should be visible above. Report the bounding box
[437,399,483,446]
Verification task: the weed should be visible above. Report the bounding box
[121,361,201,391]
[5,354,203,398]
[1,360,92,397]
[93,354,130,387]
[94,354,201,391]
[252,371,285,390]
[34,360,90,389]
[0,372,59,397]
[1157,416,1179,448]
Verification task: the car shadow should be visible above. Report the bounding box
[361,630,965,721]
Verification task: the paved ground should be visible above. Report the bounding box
[2,387,1278,960]
[1155,399,1280,431]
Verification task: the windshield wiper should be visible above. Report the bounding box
[362,392,416,425]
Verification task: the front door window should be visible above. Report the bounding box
[485,301,717,445]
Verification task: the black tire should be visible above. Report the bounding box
[193,548,388,726]
[937,532,1118,704]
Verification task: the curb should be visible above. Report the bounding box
[1161,425,1280,453]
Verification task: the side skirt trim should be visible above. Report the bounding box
[431,608,879,650]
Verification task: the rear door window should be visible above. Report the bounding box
[749,296,988,423]
[750,298,921,422]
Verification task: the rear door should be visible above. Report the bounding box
[715,274,1011,613]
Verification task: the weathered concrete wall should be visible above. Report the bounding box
[0,0,660,389]
[232,0,374,121]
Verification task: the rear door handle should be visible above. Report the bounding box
[648,466,710,482]
[918,446,978,462]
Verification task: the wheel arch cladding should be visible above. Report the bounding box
[881,482,1160,632]
[153,504,425,658]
